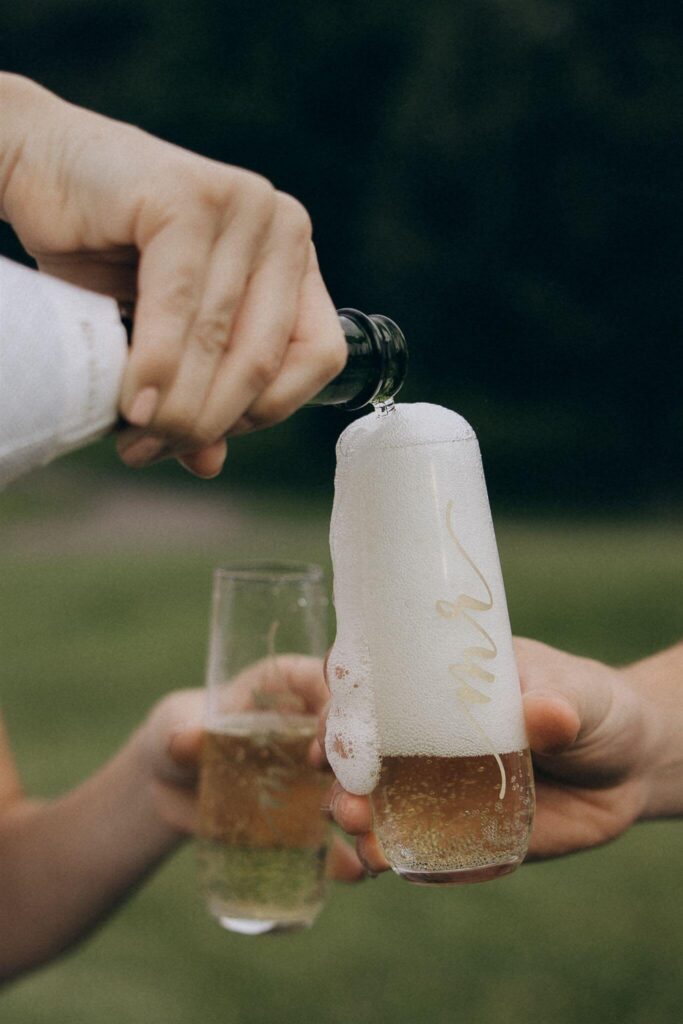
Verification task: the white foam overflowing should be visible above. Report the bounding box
[325,430,382,795]
[326,403,527,795]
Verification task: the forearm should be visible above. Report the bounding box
[0,729,182,980]
[624,642,683,821]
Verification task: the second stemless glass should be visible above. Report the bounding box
[197,564,330,935]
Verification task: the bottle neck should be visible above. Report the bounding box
[309,308,408,410]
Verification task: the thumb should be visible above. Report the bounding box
[515,637,643,787]
[516,637,613,757]
[523,690,581,756]
[167,726,203,776]
[144,688,204,784]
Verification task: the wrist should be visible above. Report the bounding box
[623,654,683,820]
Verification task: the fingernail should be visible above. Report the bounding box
[177,439,228,479]
[177,457,224,480]
[120,436,166,467]
[127,387,159,427]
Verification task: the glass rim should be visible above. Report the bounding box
[212,562,324,584]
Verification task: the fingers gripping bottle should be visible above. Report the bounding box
[0,253,407,489]
[326,403,535,884]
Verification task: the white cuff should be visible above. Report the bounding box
[0,257,127,488]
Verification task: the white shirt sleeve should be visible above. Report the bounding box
[0,256,128,489]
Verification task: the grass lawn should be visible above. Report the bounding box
[1,480,681,1024]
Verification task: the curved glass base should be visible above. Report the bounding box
[396,860,520,886]
[218,916,280,935]
[213,910,317,935]
[210,898,320,935]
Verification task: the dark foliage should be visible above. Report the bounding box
[2,0,681,508]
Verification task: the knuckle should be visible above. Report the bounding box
[263,311,293,346]
[159,264,200,319]
[244,168,274,194]
[192,311,234,357]
[156,403,196,442]
[276,192,313,244]
[231,170,276,222]
[245,171,276,205]
[246,350,282,392]
[157,162,221,216]
[180,163,276,219]
[246,394,290,429]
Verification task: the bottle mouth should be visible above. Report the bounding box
[374,397,397,416]
[336,308,408,410]
[368,313,408,406]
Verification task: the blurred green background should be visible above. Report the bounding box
[1,481,682,1023]
[1,1,682,1021]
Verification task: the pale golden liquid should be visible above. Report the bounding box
[372,749,535,883]
[198,717,330,927]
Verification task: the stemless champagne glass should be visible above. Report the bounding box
[197,564,331,935]
[326,404,535,884]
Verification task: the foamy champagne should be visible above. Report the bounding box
[326,403,535,883]
[198,713,329,930]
